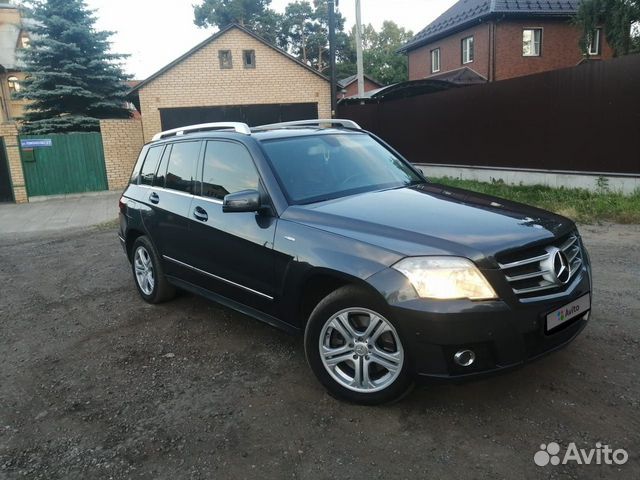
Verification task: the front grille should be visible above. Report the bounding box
[498,233,584,300]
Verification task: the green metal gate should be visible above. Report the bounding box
[20,132,108,197]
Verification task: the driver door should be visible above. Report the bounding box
[187,140,278,311]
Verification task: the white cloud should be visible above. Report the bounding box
[86,0,457,79]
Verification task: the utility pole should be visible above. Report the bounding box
[328,0,337,118]
[355,0,364,98]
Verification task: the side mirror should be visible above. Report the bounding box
[417,167,425,176]
[222,189,261,213]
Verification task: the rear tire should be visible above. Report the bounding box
[304,285,413,405]
[131,236,176,304]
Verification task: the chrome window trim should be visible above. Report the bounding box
[194,195,224,205]
[162,255,274,300]
[136,183,196,199]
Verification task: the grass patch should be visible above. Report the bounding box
[431,177,640,224]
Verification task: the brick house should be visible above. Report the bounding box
[129,24,331,143]
[399,0,613,82]
[338,74,383,99]
[0,1,30,122]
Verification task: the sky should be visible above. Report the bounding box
[85,0,458,80]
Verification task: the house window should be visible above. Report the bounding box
[588,28,601,55]
[523,28,542,56]
[7,76,21,93]
[431,48,441,73]
[462,36,474,64]
[218,50,233,69]
[243,50,256,68]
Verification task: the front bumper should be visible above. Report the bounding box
[368,262,592,382]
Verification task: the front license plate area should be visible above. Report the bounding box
[546,293,591,333]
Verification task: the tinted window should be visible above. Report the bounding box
[139,146,163,185]
[261,134,422,204]
[165,141,200,193]
[153,145,172,187]
[201,141,259,200]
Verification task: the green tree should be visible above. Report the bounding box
[17,0,131,134]
[193,0,282,43]
[278,1,315,62]
[279,0,348,72]
[575,0,640,56]
[337,21,413,86]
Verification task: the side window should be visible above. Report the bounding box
[153,144,172,187]
[201,141,259,200]
[165,141,201,193]
[139,146,164,185]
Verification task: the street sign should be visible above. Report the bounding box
[20,139,52,148]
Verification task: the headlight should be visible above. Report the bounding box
[392,256,497,300]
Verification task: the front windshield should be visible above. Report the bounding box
[260,133,423,204]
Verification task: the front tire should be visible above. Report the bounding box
[131,236,175,304]
[304,285,413,405]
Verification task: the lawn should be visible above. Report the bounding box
[431,177,640,224]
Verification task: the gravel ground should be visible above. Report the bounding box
[0,223,638,479]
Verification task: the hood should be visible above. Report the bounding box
[281,183,575,268]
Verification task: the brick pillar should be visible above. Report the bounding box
[0,123,27,203]
[99,118,145,191]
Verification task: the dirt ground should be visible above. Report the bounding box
[0,223,638,479]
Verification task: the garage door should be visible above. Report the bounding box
[159,103,319,130]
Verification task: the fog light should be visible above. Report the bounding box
[454,349,476,367]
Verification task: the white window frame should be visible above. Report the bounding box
[431,48,441,73]
[522,28,542,57]
[588,28,601,55]
[462,36,474,64]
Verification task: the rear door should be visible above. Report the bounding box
[140,140,202,267]
[187,139,278,311]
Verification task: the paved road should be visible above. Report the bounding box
[0,223,638,479]
[0,191,120,237]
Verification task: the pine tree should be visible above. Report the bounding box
[17,0,131,134]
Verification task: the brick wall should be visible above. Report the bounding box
[494,19,614,80]
[408,23,491,80]
[407,18,614,83]
[340,78,381,98]
[99,119,145,191]
[0,122,27,203]
[138,27,332,142]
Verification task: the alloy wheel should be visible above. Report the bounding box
[134,246,155,295]
[319,307,404,393]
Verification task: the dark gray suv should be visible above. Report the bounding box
[118,120,592,404]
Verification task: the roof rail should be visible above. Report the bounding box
[252,119,362,131]
[152,122,251,141]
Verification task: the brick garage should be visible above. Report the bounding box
[131,24,332,143]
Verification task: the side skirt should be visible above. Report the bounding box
[166,275,300,336]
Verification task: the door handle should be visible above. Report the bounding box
[149,192,159,204]
[193,206,208,222]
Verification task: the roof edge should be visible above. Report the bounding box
[129,23,329,94]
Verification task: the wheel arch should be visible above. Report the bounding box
[297,268,388,329]
[125,228,146,261]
